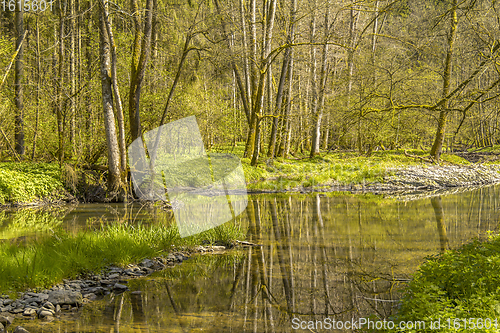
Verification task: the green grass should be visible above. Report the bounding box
[228,146,471,191]
[375,232,500,332]
[0,220,244,295]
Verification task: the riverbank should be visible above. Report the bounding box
[242,150,500,194]
[0,219,242,294]
[0,243,241,331]
[376,232,500,333]
[1,149,500,206]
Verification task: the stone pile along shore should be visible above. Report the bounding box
[384,164,500,190]
[0,251,202,332]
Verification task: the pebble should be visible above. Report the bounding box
[0,316,13,327]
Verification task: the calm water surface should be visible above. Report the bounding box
[7,185,500,332]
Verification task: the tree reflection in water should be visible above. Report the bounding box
[25,188,499,332]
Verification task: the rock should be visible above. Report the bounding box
[139,259,154,268]
[108,267,122,273]
[0,323,3,331]
[107,274,120,279]
[141,267,154,275]
[175,253,189,261]
[85,287,106,296]
[113,284,128,292]
[22,309,35,317]
[13,326,30,333]
[83,293,97,301]
[66,283,81,289]
[41,302,55,311]
[22,298,39,305]
[11,308,24,314]
[38,310,54,319]
[100,280,113,286]
[47,290,82,307]
[0,315,13,327]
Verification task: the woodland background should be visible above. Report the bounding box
[1,0,500,191]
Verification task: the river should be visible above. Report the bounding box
[3,186,500,332]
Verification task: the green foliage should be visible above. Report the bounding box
[377,233,500,332]
[0,163,64,204]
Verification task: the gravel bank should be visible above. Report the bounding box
[384,164,500,189]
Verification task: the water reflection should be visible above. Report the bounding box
[14,186,500,332]
[431,196,449,253]
[0,203,172,241]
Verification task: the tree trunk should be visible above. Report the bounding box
[129,0,154,141]
[101,0,127,172]
[268,0,296,159]
[69,0,76,156]
[279,0,296,158]
[99,7,123,197]
[57,0,67,164]
[430,0,458,161]
[240,0,251,110]
[310,6,329,157]
[308,0,317,157]
[243,0,259,158]
[14,6,24,158]
[250,0,277,166]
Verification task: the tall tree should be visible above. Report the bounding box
[430,0,458,161]
[101,0,127,173]
[250,0,278,166]
[129,0,154,141]
[310,5,329,157]
[14,6,24,157]
[99,6,123,197]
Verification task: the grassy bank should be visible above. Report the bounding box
[375,233,500,332]
[0,146,493,203]
[0,221,243,295]
[239,149,472,192]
